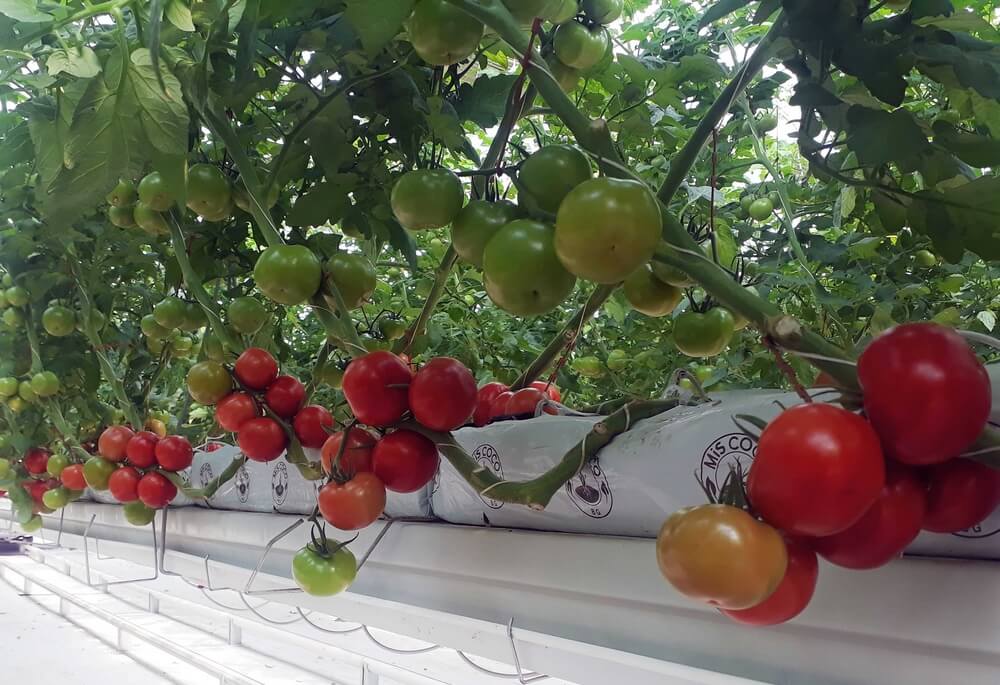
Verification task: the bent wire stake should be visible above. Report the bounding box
[242,517,305,595]
[295,607,365,634]
[507,618,549,684]
[455,650,548,682]
[82,513,160,588]
[31,508,65,550]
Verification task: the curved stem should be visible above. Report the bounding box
[167,217,244,354]
[394,247,458,355]
[23,303,43,374]
[512,285,615,390]
[408,398,679,508]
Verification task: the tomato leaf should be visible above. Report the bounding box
[846,106,930,169]
[0,0,50,22]
[698,0,751,27]
[344,0,416,56]
[46,47,102,78]
[165,0,196,31]
[287,180,352,227]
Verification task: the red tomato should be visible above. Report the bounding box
[858,323,991,465]
[125,431,159,469]
[108,466,141,502]
[318,472,387,530]
[215,392,260,432]
[342,351,412,427]
[489,391,514,419]
[23,447,51,475]
[203,442,224,452]
[321,428,376,476]
[264,375,306,418]
[408,357,477,431]
[24,479,48,502]
[922,458,1000,533]
[372,430,438,493]
[507,387,553,417]
[813,463,926,569]
[722,539,818,626]
[237,417,288,462]
[473,382,509,426]
[98,426,135,462]
[137,472,177,509]
[155,435,193,471]
[234,347,279,390]
[747,403,885,537]
[530,380,561,402]
[293,405,334,448]
[60,464,87,491]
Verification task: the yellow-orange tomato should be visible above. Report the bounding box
[656,504,787,610]
[145,418,168,438]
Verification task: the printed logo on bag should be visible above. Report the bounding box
[472,443,504,509]
[272,462,288,506]
[565,457,613,518]
[701,433,757,500]
[199,463,214,488]
[235,465,251,504]
[954,522,1000,539]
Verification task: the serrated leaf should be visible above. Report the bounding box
[344,0,416,56]
[846,106,929,169]
[453,74,518,129]
[165,0,196,31]
[287,180,352,227]
[46,47,101,78]
[126,49,189,154]
[0,0,50,22]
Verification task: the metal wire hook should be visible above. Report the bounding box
[362,625,440,654]
[237,590,302,625]
[295,607,365,634]
[83,513,159,588]
[507,617,549,684]
[455,650,549,681]
[242,517,305,595]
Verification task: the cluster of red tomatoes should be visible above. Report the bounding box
[89,425,193,515]
[658,322,995,626]
[473,380,561,426]
[19,447,69,517]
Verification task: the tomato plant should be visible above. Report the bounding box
[483,220,577,316]
[186,361,233,405]
[137,472,177,509]
[293,405,335,449]
[155,436,193,472]
[108,466,141,503]
[125,431,159,469]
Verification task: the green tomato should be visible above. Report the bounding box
[581,0,622,23]
[133,202,170,236]
[42,305,76,337]
[5,286,28,307]
[31,371,60,398]
[408,0,484,66]
[0,377,18,397]
[0,457,10,477]
[767,191,781,206]
[108,205,137,228]
[186,360,233,405]
[606,348,628,371]
[362,336,390,352]
[555,177,661,284]
[673,308,736,358]
[756,114,778,133]
[21,515,43,533]
[186,164,232,218]
[938,273,966,293]
[326,252,377,309]
[141,313,172,340]
[2,308,23,329]
[137,171,175,211]
[483,220,577,316]
[46,453,69,478]
[254,245,323,306]
[7,396,27,414]
[1,274,12,287]
[180,301,208,332]
[931,306,963,327]
[378,318,408,341]
[18,380,37,403]
[78,309,107,333]
[451,200,520,267]
[739,196,754,215]
[390,168,465,231]
[83,456,116,491]
[548,58,581,93]
[107,179,138,207]
[0,291,7,310]
[914,249,937,268]
[228,296,269,334]
[124,501,157,526]
[502,0,561,23]
[553,21,609,71]
[292,544,357,596]
[202,331,227,361]
[170,335,194,356]
[623,265,682,317]
[518,145,592,215]
[572,355,605,378]
[232,182,279,213]
[748,197,774,221]
[153,296,187,329]
[547,0,578,23]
